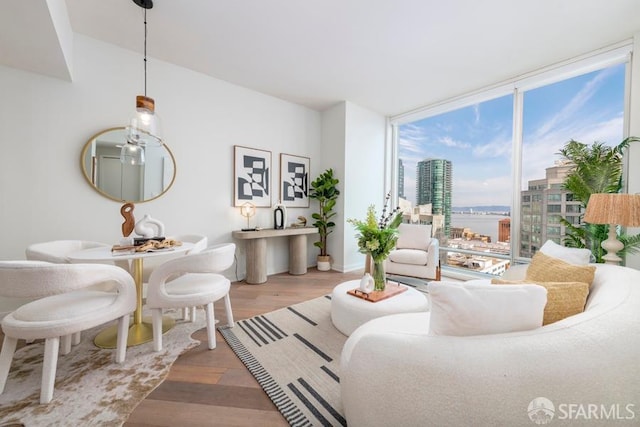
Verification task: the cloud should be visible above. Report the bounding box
[399,123,426,142]
[521,113,623,185]
[453,175,512,206]
[472,134,512,159]
[439,136,470,149]
[534,68,613,140]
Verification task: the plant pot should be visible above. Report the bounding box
[317,255,331,271]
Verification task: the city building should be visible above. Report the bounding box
[397,198,445,238]
[498,218,511,243]
[450,227,491,243]
[520,161,582,257]
[416,159,452,237]
[398,159,405,199]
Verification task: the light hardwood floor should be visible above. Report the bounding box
[124,268,362,427]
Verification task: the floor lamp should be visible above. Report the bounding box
[583,193,640,265]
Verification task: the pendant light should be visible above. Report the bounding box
[122,0,161,165]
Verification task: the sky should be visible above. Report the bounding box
[398,62,625,208]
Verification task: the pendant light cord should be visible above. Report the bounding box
[143,8,148,97]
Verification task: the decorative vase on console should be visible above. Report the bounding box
[273,201,287,230]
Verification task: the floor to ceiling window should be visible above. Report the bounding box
[519,63,625,258]
[396,94,514,276]
[392,46,629,276]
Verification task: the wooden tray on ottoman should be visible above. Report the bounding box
[347,282,407,302]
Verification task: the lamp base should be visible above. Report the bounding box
[601,224,623,265]
[241,227,257,231]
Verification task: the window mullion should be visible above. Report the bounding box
[511,88,524,262]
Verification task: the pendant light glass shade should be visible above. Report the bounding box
[126,95,162,147]
[121,141,146,165]
[122,0,160,165]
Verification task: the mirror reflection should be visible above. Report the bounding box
[80,127,176,203]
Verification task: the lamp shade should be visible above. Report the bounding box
[583,193,640,227]
[240,202,256,219]
[240,202,256,230]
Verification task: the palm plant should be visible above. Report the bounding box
[559,137,640,262]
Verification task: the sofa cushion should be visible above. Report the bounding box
[428,281,547,336]
[526,251,596,285]
[492,279,590,325]
[540,240,592,265]
[396,223,432,251]
[387,248,428,266]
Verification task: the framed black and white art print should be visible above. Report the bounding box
[234,145,271,207]
[280,153,310,208]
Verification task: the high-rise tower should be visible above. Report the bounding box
[398,159,405,199]
[520,162,581,257]
[416,159,452,237]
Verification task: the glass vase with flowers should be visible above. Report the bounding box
[348,194,403,291]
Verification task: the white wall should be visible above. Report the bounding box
[317,101,387,272]
[0,34,322,279]
[319,102,347,269]
[342,102,387,272]
[624,33,640,269]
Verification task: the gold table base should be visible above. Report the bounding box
[94,316,175,349]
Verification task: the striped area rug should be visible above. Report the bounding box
[219,295,347,427]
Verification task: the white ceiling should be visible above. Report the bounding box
[5,1,640,116]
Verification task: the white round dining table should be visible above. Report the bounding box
[68,242,194,348]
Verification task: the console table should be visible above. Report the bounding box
[232,227,318,284]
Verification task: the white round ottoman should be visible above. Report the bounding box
[331,280,429,336]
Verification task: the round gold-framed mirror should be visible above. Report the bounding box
[80,127,176,203]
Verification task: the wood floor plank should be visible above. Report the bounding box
[126,399,288,427]
[216,367,261,388]
[166,364,226,384]
[148,381,277,410]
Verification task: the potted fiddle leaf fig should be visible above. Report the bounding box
[309,168,340,271]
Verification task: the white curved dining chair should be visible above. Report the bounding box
[138,234,209,321]
[0,261,136,404]
[146,243,235,352]
[25,239,128,352]
[25,240,111,264]
[139,234,209,284]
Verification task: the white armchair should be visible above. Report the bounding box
[385,223,439,280]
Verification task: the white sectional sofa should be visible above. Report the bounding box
[340,263,640,426]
